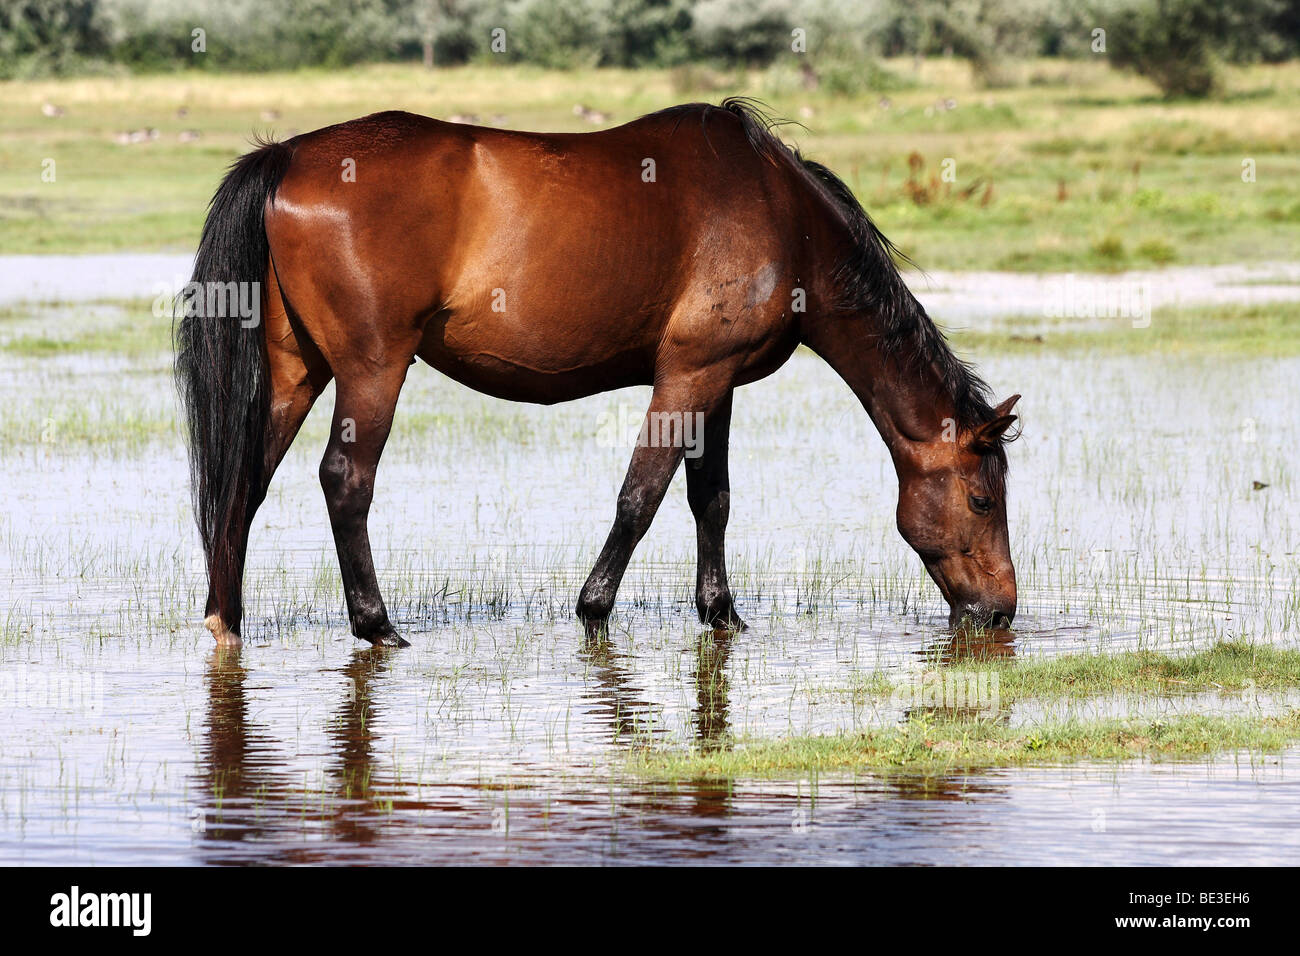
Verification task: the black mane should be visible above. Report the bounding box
[688,97,1012,492]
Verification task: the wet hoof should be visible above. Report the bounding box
[698,597,747,632]
[359,624,410,648]
[576,591,613,639]
[580,614,610,640]
[706,614,748,633]
[204,613,243,648]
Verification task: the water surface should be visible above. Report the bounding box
[1,284,1297,865]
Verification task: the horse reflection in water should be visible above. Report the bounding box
[898,627,1016,724]
[574,635,663,744]
[194,638,742,860]
[575,631,734,751]
[193,630,1012,861]
[197,648,297,848]
[692,632,733,750]
[322,649,399,847]
[195,647,408,861]
[925,626,1018,664]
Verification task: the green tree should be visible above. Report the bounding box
[1092,0,1291,97]
[0,0,111,77]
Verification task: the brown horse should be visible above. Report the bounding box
[175,98,1019,648]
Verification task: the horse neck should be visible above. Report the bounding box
[801,306,957,466]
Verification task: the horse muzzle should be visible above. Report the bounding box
[949,602,1015,630]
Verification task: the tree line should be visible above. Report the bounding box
[3,0,1298,97]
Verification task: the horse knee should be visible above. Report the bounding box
[319,446,371,516]
[319,445,347,495]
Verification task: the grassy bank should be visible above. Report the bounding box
[2,59,1298,267]
[954,300,1300,357]
[892,639,1300,699]
[627,712,1300,778]
[629,641,1300,778]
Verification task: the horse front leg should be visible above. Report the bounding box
[577,377,729,636]
[686,390,746,630]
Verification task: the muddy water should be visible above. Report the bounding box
[2,274,1299,864]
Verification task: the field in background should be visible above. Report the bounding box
[2,57,1298,269]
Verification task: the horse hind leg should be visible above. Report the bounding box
[317,362,414,647]
[263,216,424,647]
[203,269,330,644]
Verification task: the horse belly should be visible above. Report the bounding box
[416,306,655,405]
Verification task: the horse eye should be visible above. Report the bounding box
[969,495,993,514]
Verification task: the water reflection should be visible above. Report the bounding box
[922,627,1017,664]
[692,631,732,750]
[575,634,662,743]
[197,647,293,846]
[900,629,1016,724]
[322,648,398,847]
[196,647,403,860]
[183,634,1300,865]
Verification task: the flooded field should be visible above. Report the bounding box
[1,259,1298,864]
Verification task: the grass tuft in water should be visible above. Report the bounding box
[628,709,1300,779]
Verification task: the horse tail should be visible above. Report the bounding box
[174,138,294,632]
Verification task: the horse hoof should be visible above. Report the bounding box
[204,614,243,647]
[580,615,610,640]
[363,626,410,648]
[699,600,747,632]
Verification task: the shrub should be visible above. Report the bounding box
[1090,0,1291,98]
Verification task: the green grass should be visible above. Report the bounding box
[923,639,1300,698]
[2,58,1298,268]
[951,300,1300,357]
[627,711,1300,778]
[629,641,1300,778]
[5,296,1297,374]
[0,298,170,358]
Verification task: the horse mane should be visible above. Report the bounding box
[655,97,1013,493]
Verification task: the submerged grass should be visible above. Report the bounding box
[0,298,168,358]
[3,296,1296,369]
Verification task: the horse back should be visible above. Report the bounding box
[266,107,816,401]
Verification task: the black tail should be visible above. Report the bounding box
[174,138,294,632]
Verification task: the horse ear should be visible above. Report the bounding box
[972,399,1020,452]
[992,393,1021,418]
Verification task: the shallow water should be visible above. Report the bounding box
[5,254,1300,319]
[1,287,1298,864]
